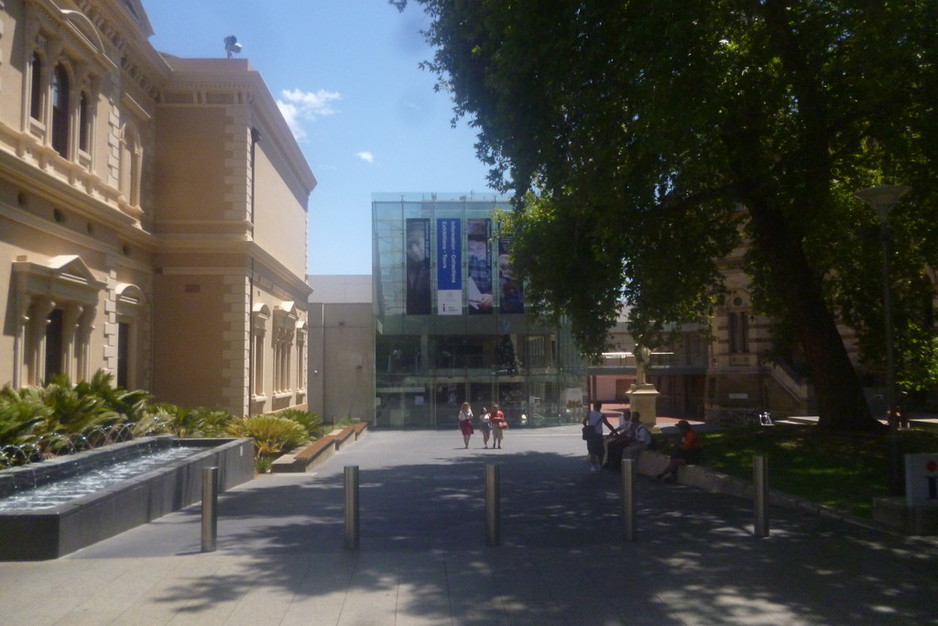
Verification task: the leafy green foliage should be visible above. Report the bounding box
[0,387,50,446]
[227,414,308,459]
[0,372,319,470]
[399,0,938,429]
[37,374,112,435]
[145,404,234,438]
[276,409,323,439]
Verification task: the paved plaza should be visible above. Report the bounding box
[1,425,936,625]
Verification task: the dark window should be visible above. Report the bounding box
[51,65,69,157]
[79,92,90,152]
[45,309,64,381]
[117,322,130,388]
[30,53,43,120]
[728,312,749,354]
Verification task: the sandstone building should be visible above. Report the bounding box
[0,0,315,416]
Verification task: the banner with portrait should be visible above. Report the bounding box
[466,218,493,314]
[405,218,430,315]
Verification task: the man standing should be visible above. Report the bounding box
[583,401,616,472]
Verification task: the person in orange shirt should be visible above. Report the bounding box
[489,403,507,449]
[656,420,702,482]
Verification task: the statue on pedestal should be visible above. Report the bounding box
[633,345,652,388]
[629,344,658,427]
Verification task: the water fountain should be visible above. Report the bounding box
[0,436,254,560]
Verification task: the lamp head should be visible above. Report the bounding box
[854,185,912,220]
[224,36,242,57]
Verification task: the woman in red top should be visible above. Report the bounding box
[489,403,507,449]
[656,420,702,482]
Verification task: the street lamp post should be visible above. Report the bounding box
[854,184,911,497]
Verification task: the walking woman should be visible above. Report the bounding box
[490,403,507,449]
[479,406,492,448]
[458,402,474,448]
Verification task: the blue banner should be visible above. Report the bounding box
[436,218,462,314]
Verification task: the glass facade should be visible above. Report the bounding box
[373,194,586,428]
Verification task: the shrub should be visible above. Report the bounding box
[146,404,235,438]
[76,370,151,425]
[0,386,51,447]
[255,456,274,474]
[38,374,112,435]
[228,414,308,458]
[277,409,323,438]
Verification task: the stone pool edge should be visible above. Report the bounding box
[0,437,254,561]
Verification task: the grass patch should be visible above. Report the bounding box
[689,425,938,518]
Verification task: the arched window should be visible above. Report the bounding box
[30,53,43,121]
[51,64,70,157]
[727,295,751,355]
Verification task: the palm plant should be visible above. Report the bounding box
[38,374,113,436]
[0,386,51,447]
[228,414,307,458]
[276,408,323,439]
[146,404,235,438]
[76,370,151,425]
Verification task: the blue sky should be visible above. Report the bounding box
[145,1,496,276]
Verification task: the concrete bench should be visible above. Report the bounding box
[270,422,369,473]
[271,435,336,473]
[333,425,356,450]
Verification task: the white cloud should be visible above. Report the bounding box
[276,88,341,140]
[356,151,375,163]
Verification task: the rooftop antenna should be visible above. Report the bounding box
[224,35,242,58]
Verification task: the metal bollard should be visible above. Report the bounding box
[621,459,637,542]
[485,464,500,546]
[344,466,360,549]
[201,466,218,552]
[754,455,769,537]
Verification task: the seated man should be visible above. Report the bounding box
[621,411,653,461]
[603,411,654,469]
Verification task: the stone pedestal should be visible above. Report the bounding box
[628,384,659,429]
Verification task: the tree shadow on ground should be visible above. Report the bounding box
[75,429,938,624]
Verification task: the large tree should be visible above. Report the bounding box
[398,0,938,430]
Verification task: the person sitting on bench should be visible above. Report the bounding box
[621,411,653,461]
[656,420,702,482]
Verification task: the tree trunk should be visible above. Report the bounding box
[746,200,881,431]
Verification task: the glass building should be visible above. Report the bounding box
[373,194,586,428]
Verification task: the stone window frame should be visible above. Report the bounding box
[252,304,271,400]
[23,6,108,170]
[726,294,751,356]
[11,255,105,387]
[295,321,308,400]
[272,302,299,396]
[115,283,145,390]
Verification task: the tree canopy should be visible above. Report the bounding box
[399,0,938,429]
